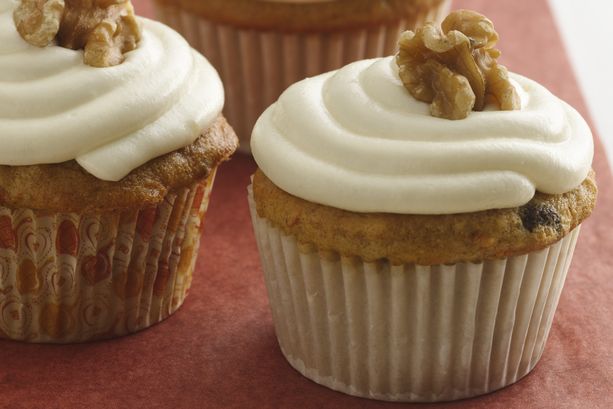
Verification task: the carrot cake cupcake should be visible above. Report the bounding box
[0,0,238,343]
[248,10,596,402]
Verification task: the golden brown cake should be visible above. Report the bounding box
[0,117,236,212]
[156,0,449,31]
[152,0,452,152]
[253,169,597,265]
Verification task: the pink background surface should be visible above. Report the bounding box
[1,1,611,408]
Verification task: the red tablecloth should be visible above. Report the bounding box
[1,1,611,408]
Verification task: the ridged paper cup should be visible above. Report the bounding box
[153,0,452,153]
[248,186,581,402]
[0,171,217,344]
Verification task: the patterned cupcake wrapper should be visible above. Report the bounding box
[248,186,581,402]
[0,170,217,343]
[153,0,452,153]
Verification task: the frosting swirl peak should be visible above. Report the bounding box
[0,0,224,181]
[251,57,593,214]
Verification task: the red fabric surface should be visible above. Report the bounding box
[1,1,611,408]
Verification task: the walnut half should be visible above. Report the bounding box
[396,10,520,120]
[13,0,141,68]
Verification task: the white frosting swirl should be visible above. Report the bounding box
[252,57,593,214]
[0,0,224,181]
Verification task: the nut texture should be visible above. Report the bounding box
[13,0,141,67]
[13,0,65,47]
[396,9,520,120]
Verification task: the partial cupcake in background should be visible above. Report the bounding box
[152,0,452,153]
[248,10,597,402]
[0,0,237,343]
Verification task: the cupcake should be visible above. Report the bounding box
[152,0,452,152]
[248,10,597,402]
[0,0,237,343]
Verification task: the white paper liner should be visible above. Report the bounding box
[247,186,581,402]
[153,0,452,153]
[0,171,216,344]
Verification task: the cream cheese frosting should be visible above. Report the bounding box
[251,57,594,214]
[0,0,224,181]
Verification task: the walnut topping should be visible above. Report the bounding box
[13,0,141,68]
[396,9,520,120]
[13,0,65,47]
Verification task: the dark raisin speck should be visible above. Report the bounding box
[519,203,561,232]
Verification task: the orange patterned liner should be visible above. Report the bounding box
[0,170,217,343]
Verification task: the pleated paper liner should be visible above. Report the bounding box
[248,186,581,402]
[153,0,452,153]
[0,170,217,344]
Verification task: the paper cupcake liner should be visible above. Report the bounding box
[248,187,581,402]
[0,171,216,344]
[153,0,452,153]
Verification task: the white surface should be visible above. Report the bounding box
[549,0,613,167]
